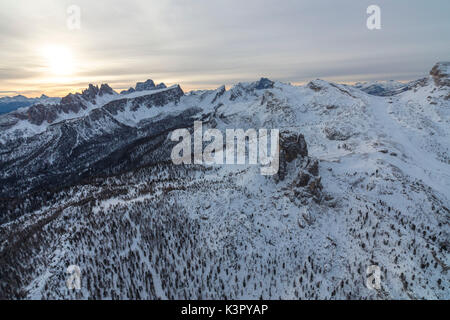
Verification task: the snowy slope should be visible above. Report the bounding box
[0,63,449,300]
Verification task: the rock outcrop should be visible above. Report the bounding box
[430,62,450,87]
[276,130,322,202]
[120,79,167,94]
[255,77,274,90]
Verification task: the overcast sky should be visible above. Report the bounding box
[0,0,449,97]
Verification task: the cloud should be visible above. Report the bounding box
[0,0,449,96]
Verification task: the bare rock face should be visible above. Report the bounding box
[99,84,115,96]
[294,159,319,186]
[295,158,322,199]
[121,79,167,94]
[255,77,274,90]
[81,83,116,101]
[82,84,100,102]
[136,79,156,91]
[7,84,116,126]
[277,130,309,181]
[155,83,167,90]
[430,62,450,87]
[280,130,308,161]
[25,104,59,125]
[276,129,323,202]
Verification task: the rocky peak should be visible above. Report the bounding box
[99,84,115,96]
[229,78,275,101]
[280,130,308,162]
[276,129,322,202]
[82,84,100,102]
[277,130,309,181]
[136,79,155,91]
[120,87,135,95]
[77,83,116,103]
[120,79,167,94]
[255,78,274,90]
[155,82,167,90]
[430,62,450,87]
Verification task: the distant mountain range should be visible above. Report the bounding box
[0,74,433,116]
[0,94,60,115]
[0,79,169,116]
[0,62,448,300]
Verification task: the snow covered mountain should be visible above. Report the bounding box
[0,62,448,300]
[0,94,60,115]
[120,79,167,94]
[352,80,408,96]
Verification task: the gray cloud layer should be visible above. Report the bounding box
[0,0,449,96]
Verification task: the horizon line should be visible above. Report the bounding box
[0,74,430,99]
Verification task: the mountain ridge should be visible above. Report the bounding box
[0,62,448,299]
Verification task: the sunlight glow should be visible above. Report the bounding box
[42,45,74,76]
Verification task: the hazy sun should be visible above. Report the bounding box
[42,45,74,76]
